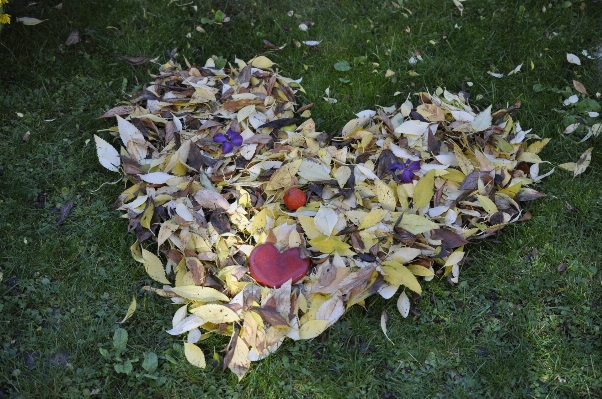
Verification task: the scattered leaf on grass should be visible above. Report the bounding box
[334,61,351,71]
[567,53,581,65]
[184,343,206,368]
[117,56,152,66]
[573,147,593,177]
[119,296,137,323]
[56,199,74,225]
[573,80,588,95]
[380,310,394,344]
[16,17,48,25]
[397,291,410,318]
[557,263,568,272]
[94,135,121,172]
[65,30,81,46]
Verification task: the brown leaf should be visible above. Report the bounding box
[222,324,241,371]
[459,171,491,190]
[65,30,81,46]
[56,200,74,225]
[253,307,289,327]
[117,55,151,66]
[573,80,588,95]
[516,188,546,201]
[430,229,469,248]
[186,257,206,285]
[99,106,134,118]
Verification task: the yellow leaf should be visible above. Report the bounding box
[264,159,302,191]
[170,286,229,302]
[477,195,498,215]
[358,208,387,230]
[380,261,422,294]
[297,215,322,239]
[559,162,576,172]
[413,170,435,208]
[298,319,329,340]
[130,241,144,263]
[453,144,474,176]
[142,249,171,284]
[495,137,515,153]
[527,138,551,154]
[498,182,521,197]
[190,304,240,324]
[140,201,154,230]
[249,55,275,69]
[119,296,137,323]
[407,265,434,277]
[416,104,445,122]
[184,343,206,368]
[397,213,439,235]
[308,236,355,256]
[374,178,397,211]
[442,168,465,183]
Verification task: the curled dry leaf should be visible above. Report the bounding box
[98,56,551,379]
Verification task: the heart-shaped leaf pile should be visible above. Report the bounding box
[96,56,551,380]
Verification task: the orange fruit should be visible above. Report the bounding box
[283,187,306,211]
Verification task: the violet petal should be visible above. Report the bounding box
[222,141,233,154]
[213,133,227,143]
[408,161,421,171]
[388,162,403,171]
[230,132,243,146]
[401,169,414,183]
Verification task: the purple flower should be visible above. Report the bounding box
[213,128,243,154]
[389,159,421,183]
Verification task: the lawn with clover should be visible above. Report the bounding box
[0,1,601,398]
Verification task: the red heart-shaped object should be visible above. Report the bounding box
[248,243,310,288]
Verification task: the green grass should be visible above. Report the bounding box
[1,0,601,397]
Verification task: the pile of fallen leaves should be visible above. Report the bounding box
[94,55,551,379]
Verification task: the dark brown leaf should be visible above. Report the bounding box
[99,106,134,118]
[257,118,299,129]
[56,200,74,225]
[459,171,491,190]
[222,324,242,371]
[430,228,469,248]
[116,55,151,66]
[210,211,231,234]
[253,306,289,327]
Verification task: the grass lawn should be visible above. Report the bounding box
[1,0,601,398]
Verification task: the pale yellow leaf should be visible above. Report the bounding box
[476,195,498,215]
[298,319,329,340]
[380,310,394,344]
[444,251,465,267]
[297,158,332,181]
[559,162,576,172]
[374,178,397,211]
[170,286,229,302]
[184,343,206,368]
[397,290,410,318]
[142,249,171,284]
[264,159,302,191]
[333,165,351,188]
[227,338,251,381]
[190,304,240,324]
[517,152,543,163]
[314,205,339,236]
[574,147,593,177]
[94,134,121,172]
[119,296,137,323]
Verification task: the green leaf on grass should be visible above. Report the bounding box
[334,61,351,71]
[113,328,128,354]
[142,352,158,373]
